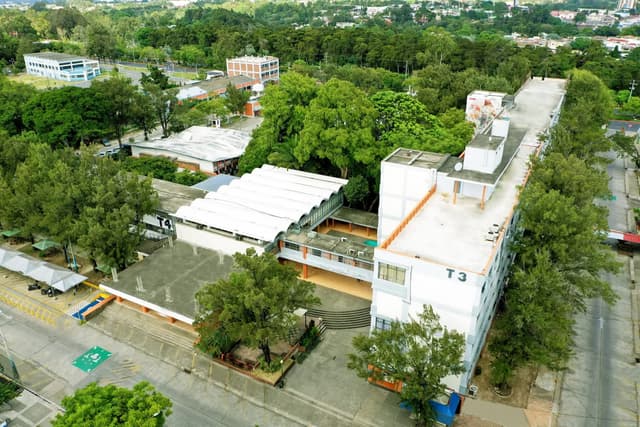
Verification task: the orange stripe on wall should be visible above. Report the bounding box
[379,184,437,250]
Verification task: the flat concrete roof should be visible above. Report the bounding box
[227,56,278,64]
[383,149,449,170]
[283,230,375,262]
[25,52,90,62]
[387,78,566,273]
[104,241,235,321]
[151,178,207,214]
[330,207,378,229]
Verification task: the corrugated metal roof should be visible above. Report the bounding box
[130,127,250,163]
[175,165,347,242]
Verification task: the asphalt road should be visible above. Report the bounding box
[0,303,300,427]
[556,151,639,426]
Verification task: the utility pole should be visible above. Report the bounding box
[629,80,637,102]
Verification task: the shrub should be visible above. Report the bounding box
[257,356,283,373]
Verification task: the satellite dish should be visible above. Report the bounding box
[454,162,463,172]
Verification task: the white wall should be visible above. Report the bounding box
[372,247,499,393]
[463,145,503,174]
[378,162,437,242]
[176,223,263,255]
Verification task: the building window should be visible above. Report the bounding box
[311,248,321,257]
[375,317,392,331]
[378,263,406,285]
[284,241,300,251]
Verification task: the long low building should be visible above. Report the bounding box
[129,126,250,175]
[24,52,100,81]
[174,164,348,254]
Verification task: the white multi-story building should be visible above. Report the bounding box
[370,78,566,394]
[226,56,279,84]
[24,52,100,81]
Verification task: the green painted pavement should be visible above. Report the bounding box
[72,346,112,373]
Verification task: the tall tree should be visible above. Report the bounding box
[52,381,172,427]
[348,305,465,427]
[140,65,170,90]
[92,74,137,145]
[296,78,377,178]
[224,83,250,116]
[142,83,179,138]
[195,248,320,364]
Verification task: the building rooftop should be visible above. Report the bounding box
[177,75,257,101]
[330,207,378,229]
[444,127,528,186]
[151,178,207,214]
[383,149,450,170]
[25,52,90,62]
[130,126,250,163]
[175,165,348,243]
[102,241,235,322]
[283,230,375,262]
[386,78,566,273]
[191,174,237,192]
[227,56,279,64]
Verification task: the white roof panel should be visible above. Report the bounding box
[175,165,347,242]
[130,126,250,163]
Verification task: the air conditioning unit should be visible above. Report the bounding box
[357,251,365,257]
[341,237,348,242]
[348,249,356,256]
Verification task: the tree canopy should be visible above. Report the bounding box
[195,248,320,364]
[348,305,465,427]
[489,70,618,390]
[52,381,172,427]
[0,143,158,270]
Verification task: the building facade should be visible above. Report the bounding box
[226,56,279,84]
[370,78,566,394]
[24,52,100,81]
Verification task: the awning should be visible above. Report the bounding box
[0,248,17,265]
[0,247,86,292]
[2,255,39,275]
[29,264,75,285]
[1,229,20,237]
[32,240,61,251]
[50,272,87,292]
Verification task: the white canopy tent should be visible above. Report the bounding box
[3,255,40,275]
[0,248,87,292]
[0,247,17,265]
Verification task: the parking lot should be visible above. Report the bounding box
[0,267,101,327]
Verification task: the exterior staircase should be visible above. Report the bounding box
[306,306,371,330]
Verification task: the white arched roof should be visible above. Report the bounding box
[175,165,347,242]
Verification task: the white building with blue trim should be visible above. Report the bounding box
[24,52,100,82]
